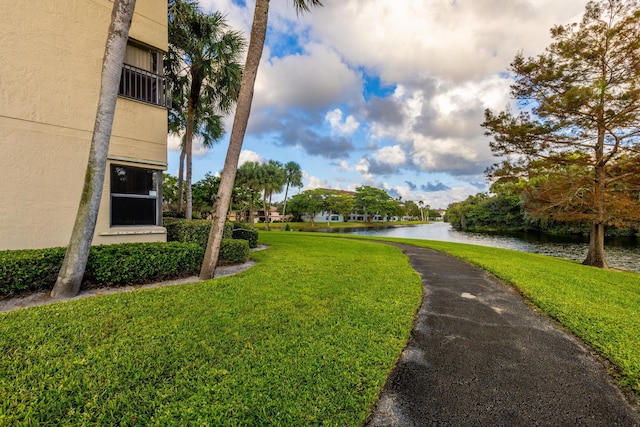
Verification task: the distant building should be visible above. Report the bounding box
[0,0,169,250]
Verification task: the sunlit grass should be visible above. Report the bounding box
[0,233,422,425]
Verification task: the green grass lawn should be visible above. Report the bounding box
[2,232,639,424]
[0,233,422,426]
[328,233,640,398]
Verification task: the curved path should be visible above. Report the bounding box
[366,243,639,426]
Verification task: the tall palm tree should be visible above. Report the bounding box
[51,0,137,299]
[281,161,303,226]
[167,0,245,219]
[200,0,323,279]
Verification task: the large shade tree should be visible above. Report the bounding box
[287,189,327,227]
[51,0,137,299]
[167,0,245,219]
[325,192,356,226]
[354,186,397,223]
[482,0,640,268]
[200,0,323,279]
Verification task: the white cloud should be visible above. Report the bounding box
[166,133,213,157]
[253,43,362,111]
[238,150,265,166]
[373,145,406,166]
[310,0,589,83]
[303,173,331,191]
[167,134,181,152]
[325,108,359,134]
[335,159,352,172]
[355,158,370,175]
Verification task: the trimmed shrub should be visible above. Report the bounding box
[0,247,66,295]
[85,242,203,286]
[230,221,259,248]
[163,210,186,219]
[219,238,250,265]
[0,242,203,297]
[164,219,233,248]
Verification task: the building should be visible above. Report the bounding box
[0,0,168,250]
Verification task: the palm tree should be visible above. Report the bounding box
[259,160,285,231]
[281,161,303,227]
[200,0,323,279]
[51,0,137,299]
[167,0,245,219]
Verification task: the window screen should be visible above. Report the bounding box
[110,165,159,226]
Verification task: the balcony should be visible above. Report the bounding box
[118,64,169,108]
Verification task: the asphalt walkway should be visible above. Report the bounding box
[365,243,639,426]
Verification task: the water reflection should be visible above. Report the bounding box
[331,222,640,273]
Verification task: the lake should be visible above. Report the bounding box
[330,222,640,273]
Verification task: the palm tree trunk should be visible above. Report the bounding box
[177,147,185,212]
[185,71,203,221]
[281,182,290,229]
[51,0,136,299]
[248,190,255,223]
[185,97,194,220]
[200,0,270,279]
[267,190,274,229]
[262,188,270,231]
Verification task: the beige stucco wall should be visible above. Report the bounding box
[0,0,168,250]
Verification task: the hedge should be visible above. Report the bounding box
[0,238,254,298]
[164,219,258,249]
[218,238,250,265]
[0,242,202,297]
[163,219,233,248]
[230,222,259,248]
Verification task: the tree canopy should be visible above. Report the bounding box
[354,186,400,223]
[482,0,640,268]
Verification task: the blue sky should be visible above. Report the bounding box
[167,0,590,208]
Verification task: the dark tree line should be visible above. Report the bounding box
[446,186,639,238]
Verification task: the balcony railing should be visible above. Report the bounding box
[118,64,169,108]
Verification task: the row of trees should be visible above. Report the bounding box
[164,159,304,228]
[446,186,640,237]
[286,186,435,226]
[165,171,438,227]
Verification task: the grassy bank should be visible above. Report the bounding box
[332,233,640,398]
[0,234,422,425]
